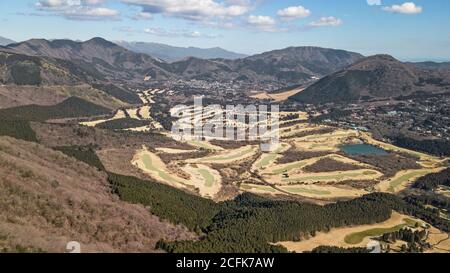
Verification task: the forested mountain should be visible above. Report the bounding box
[6,38,171,84]
[163,46,363,86]
[291,54,450,104]
[0,49,86,86]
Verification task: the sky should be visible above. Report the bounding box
[0,0,449,61]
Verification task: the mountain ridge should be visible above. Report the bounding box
[409,61,450,70]
[116,41,248,62]
[291,54,450,104]
[6,37,171,84]
[5,37,364,88]
[0,36,15,46]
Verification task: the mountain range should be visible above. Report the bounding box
[156,46,363,86]
[116,41,247,62]
[4,38,363,88]
[4,37,449,105]
[291,54,450,104]
[410,61,450,70]
[5,38,170,85]
[0,36,15,46]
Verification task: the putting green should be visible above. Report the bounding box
[198,168,215,187]
[344,224,409,245]
[141,154,186,186]
[190,146,257,164]
[241,184,277,193]
[387,170,430,192]
[256,153,278,169]
[254,143,290,170]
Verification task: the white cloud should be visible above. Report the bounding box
[37,0,106,8]
[309,16,343,27]
[367,0,381,6]
[245,15,280,32]
[186,31,201,38]
[35,0,119,20]
[383,2,423,14]
[120,26,219,38]
[132,11,153,20]
[82,7,118,16]
[122,0,251,21]
[277,6,311,19]
[247,15,276,26]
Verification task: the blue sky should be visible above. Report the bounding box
[0,0,449,61]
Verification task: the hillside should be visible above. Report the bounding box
[117,41,247,62]
[0,136,193,252]
[291,55,450,104]
[0,47,140,108]
[0,50,85,86]
[6,38,171,84]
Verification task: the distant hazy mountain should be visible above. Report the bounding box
[409,61,450,70]
[116,41,248,62]
[0,36,15,46]
[291,55,450,104]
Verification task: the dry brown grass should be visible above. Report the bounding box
[0,137,194,253]
[250,88,305,102]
